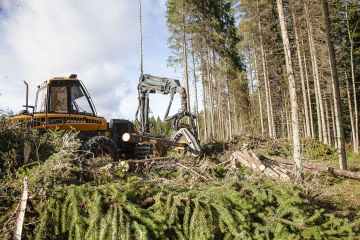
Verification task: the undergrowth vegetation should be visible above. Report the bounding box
[232,135,338,161]
[1,116,360,239]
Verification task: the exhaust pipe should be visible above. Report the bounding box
[24,81,29,112]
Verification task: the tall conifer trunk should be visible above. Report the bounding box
[200,46,208,141]
[321,0,347,170]
[302,36,315,138]
[206,46,215,138]
[253,47,265,135]
[345,5,359,154]
[345,72,356,148]
[182,0,190,113]
[257,0,274,138]
[277,0,302,174]
[292,7,311,138]
[304,1,327,144]
[190,35,200,139]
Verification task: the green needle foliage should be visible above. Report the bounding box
[29,178,360,240]
[1,116,360,240]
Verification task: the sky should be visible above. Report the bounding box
[0,0,184,120]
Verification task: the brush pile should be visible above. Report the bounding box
[1,117,359,239]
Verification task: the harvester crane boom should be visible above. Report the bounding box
[136,74,191,132]
[132,2,200,156]
[134,73,200,156]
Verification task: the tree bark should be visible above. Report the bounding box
[225,62,233,139]
[324,99,332,146]
[322,0,347,169]
[345,5,359,154]
[199,46,208,141]
[292,7,311,138]
[284,94,291,138]
[345,72,356,148]
[233,91,240,134]
[301,35,315,138]
[330,97,338,148]
[190,35,200,139]
[267,64,276,138]
[182,0,191,114]
[258,88,265,135]
[206,46,214,138]
[304,1,327,144]
[253,48,265,135]
[277,0,302,174]
[257,0,275,138]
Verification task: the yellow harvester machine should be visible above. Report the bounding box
[11,74,201,159]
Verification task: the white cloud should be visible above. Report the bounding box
[0,0,182,121]
[0,0,142,118]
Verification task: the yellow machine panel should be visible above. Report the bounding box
[11,113,108,132]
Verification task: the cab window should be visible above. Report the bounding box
[50,86,68,113]
[70,85,93,115]
[35,87,47,113]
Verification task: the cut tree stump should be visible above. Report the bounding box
[23,144,31,165]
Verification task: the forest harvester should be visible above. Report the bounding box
[10,74,201,159]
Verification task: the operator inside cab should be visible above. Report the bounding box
[50,86,67,113]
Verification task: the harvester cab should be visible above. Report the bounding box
[13,74,108,133]
[35,74,96,116]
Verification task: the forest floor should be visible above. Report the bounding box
[308,153,360,212]
[205,135,360,214]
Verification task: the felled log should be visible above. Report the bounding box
[231,149,360,181]
[303,163,360,180]
[13,177,28,240]
[264,158,360,180]
[231,149,291,180]
[232,150,265,171]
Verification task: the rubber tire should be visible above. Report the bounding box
[82,136,116,159]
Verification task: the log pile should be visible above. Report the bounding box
[231,149,360,181]
[230,149,292,181]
